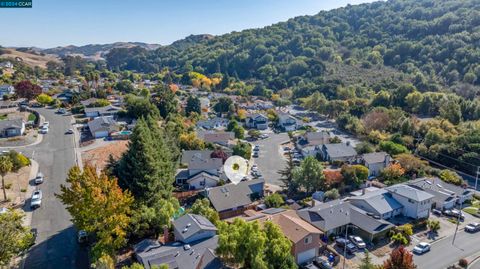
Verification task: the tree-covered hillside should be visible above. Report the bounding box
[106,0,480,96]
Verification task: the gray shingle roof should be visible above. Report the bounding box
[189,154,223,171]
[349,206,394,234]
[87,116,117,133]
[84,105,121,115]
[0,118,23,130]
[386,184,434,202]
[348,189,402,215]
[181,150,213,164]
[137,236,219,269]
[207,179,264,212]
[362,152,389,164]
[297,200,351,232]
[323,143,357,158]
[173,214,217,243]
[408,177,472,203]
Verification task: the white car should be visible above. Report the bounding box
[39,127,49,134]
[30,190,43,209]
[42,122,50,128]
[413,242,431,254]
[465,223,480,233]
[34,172,44,184]
[348,235,366,248]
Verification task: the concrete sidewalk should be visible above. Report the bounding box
[22,159,39,227]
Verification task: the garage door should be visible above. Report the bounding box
[297,248,316,264]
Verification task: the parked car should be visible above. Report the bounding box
[348,235,366,249]
[465,222,480,233]
[57,108,66,114]
[432,209,442,216]
[254,145,260,151]
[302,263,320,269]
[34,172,44,184]
[314,257,333,269]
[413,242,431,254]
[39,127,49,134]
[253,151,259,158]
[283,146,291,151]
[42,122,49,128]
[444,209,465,220]
[65,129,74,134]
[335,238,357,254]
[259,134,269,139]
[30,190,42,209]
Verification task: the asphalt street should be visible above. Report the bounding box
[252,133,289,187]
[21,108,88,269]
[413,229,480,269]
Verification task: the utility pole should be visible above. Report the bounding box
[452,195,463,245]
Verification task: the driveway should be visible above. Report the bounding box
[17,108,88,269]
[252,133,289,187]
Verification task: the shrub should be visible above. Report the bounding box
[459,258,468,268]
[8,151,31,171]
[264,193,284,208]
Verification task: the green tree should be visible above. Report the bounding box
[356,142,375,154]
[213,97,233,113]
[292,156,326,193]
[36,93,53,106]
[359,250,376,269]
[56,165,133,260]
[439,170,463,185]
[341,165,369,187]
[114,79,135,93]
[92,253,115,269]
[152,85,178,119]
[116,117,175,205]
[323,188,340,201]
[185,95,201,116]
[379,141,409,155]
[263,221,297,269]
[233,142,252,160]
[189,198,220,225]
[125,94,160,119]
[233,125,245,139]
[0,210,34,266]
[264,193,284,208]
[0,156,13,201]
[427,219,440,233]
[278,153,298,194]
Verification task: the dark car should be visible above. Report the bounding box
[335,238,357,254]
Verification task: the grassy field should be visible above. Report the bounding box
[0,48,60,68]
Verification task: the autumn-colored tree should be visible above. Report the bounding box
[56,165,133,260]
[179,132,205,150]
[211,149,228,163]
[36,93,53,106]
[14,80,42,100]
[237,109,247,120]
[381,163,406,185]
[383,246,417,269]
[394,153,427,175]
[362,109,391,132]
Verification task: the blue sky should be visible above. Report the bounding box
[0,0,376,48]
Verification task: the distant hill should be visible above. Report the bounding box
[0,48,60,68]
[104,0,480,94]
[42,42,161,59]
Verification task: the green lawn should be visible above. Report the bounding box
[0,114,7,120]
[464,207,479,216]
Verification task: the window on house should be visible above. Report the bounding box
[408,199,414,203]
[304,236,312,244]
[200,181,205,186]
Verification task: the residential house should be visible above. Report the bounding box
[0,118,25,137]
[176,151,223,190]
[0,61,13,69]
[297,199,394,242]
[55,88,78,103]
[197,131,234,147]
[386,184,433,219]
[196,117,229,130]
[87,116,120,138]
[297,131,330,157]
[206,178,264,219]
[84,105,122,118]
[236,208,323,264]
[361,152,391,177]
[320,143,357,163]
[135,214,222,269]
[0,85,14,98]
[278,112,300,132]
[245,114,268,130]
[348,189,403,220]
[173,214,218,244]
[408,177,473,210]
[80,98,100,107]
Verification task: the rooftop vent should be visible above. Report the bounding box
[182,228,188,233]
[186,223,191,228]
[175,251,180,257]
